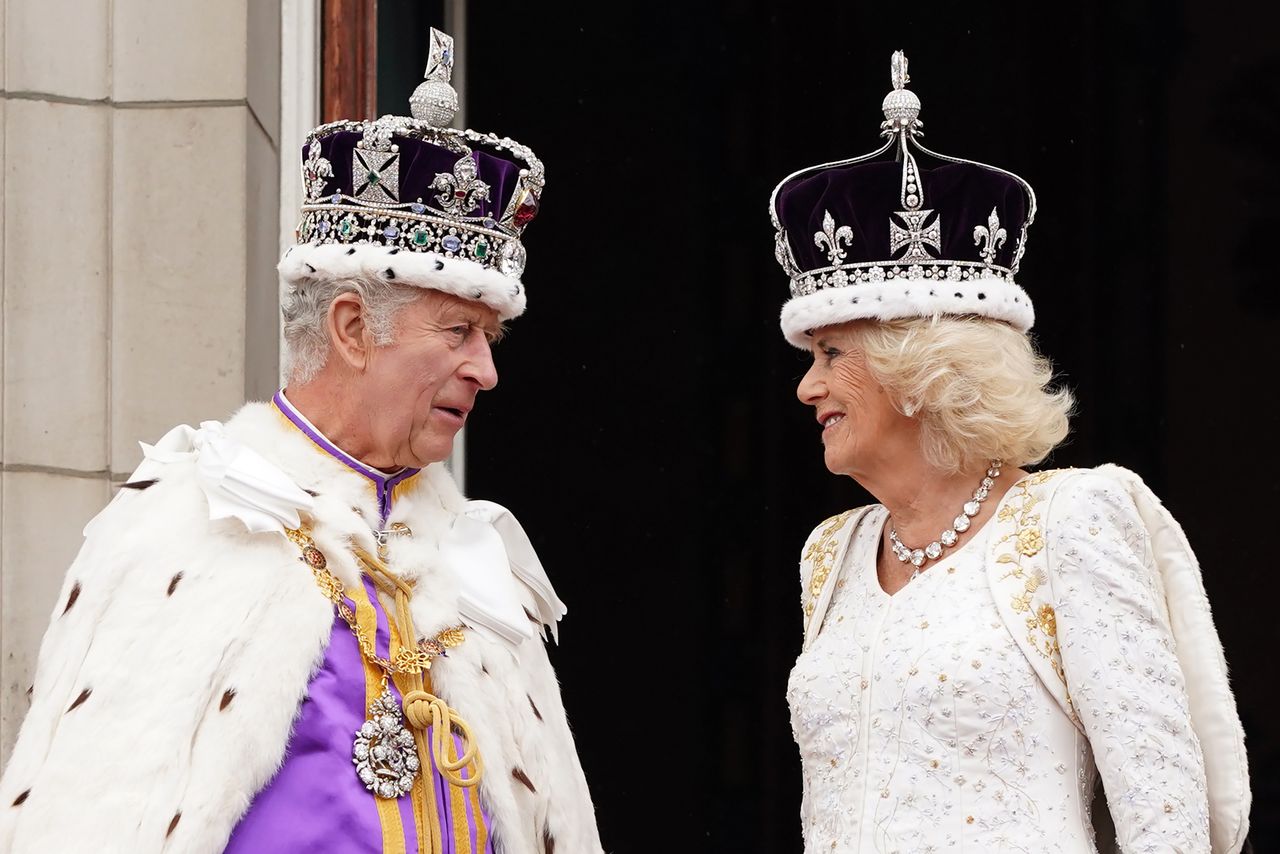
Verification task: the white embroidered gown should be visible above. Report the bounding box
[787,474,1209,853]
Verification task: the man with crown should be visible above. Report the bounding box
[0,30,604,854]
[776,53,1250,853]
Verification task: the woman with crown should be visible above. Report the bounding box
[0,30,604,854]
[775,53,1249,853]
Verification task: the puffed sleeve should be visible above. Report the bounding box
[1048,472,1210,853]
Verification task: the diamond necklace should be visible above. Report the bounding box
[889,460,1003,581]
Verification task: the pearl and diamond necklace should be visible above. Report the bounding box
[890,460,1003,581]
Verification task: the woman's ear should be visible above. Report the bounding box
[327,292,372,371]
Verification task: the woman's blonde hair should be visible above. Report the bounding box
[851,316,1074,475]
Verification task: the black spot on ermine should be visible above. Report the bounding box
[62,582,81,615]
[512,767,537,794]
[67,688,92,713]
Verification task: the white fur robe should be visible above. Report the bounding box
[0,402,604,854]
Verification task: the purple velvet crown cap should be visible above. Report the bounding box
[775,161,1029,274]
[305,131,530,228]
[279,28,544,323]
[770,51,1038,347]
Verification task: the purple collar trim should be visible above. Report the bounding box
[272,390,419,523]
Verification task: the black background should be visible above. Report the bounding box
[376,2,1279,850]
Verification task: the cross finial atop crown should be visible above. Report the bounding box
[411,28,459,126]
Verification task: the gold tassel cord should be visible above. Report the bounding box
[354,546,484,789]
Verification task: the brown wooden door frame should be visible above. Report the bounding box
[321,0,378,123]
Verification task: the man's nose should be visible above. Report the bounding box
[462,338,499,390]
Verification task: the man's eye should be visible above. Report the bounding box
[450,325,471,337]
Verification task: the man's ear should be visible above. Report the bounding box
[327,292,372,371]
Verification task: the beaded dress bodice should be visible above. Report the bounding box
[788,474,1212,854]
[788,507,1096,853]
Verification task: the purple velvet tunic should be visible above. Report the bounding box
[224,392,494,852]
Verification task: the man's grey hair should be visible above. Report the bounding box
[281,275,424,384]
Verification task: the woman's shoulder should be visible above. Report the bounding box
[800,504,884,549]
[1015,464,1147,517]
[1019,466,1155,566]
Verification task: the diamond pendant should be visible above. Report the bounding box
[353,688,420,799]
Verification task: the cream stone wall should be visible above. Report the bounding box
[0,0,287,760]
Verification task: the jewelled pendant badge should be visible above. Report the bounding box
[284,524,468,799]
[355,688,421,798]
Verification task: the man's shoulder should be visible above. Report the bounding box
[89,400,290,548]
[87,467,229,553]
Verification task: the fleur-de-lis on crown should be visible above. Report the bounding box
[303,140,333,201]
[814,210,854,266]
[431,154,491,215]
[973,207,1007,266]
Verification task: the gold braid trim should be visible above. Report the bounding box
[285,526,483,789]
[354,546,483,790]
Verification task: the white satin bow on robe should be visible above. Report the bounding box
[442,499,568,647]
[86,421,317,538]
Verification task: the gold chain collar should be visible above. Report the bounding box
[284,525,482,789]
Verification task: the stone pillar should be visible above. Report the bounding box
[0,0,283,760]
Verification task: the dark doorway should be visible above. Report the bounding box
[374,2,1278,850]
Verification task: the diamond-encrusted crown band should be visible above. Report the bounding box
[297,122,542,279]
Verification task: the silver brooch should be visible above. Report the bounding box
[352,688,420,799]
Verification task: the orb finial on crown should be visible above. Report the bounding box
[882,50,922,130]
[410,28,459,127]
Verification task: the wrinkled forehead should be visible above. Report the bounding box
[414,288,502,330]
[810,320,876,351]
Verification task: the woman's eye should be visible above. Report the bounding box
[823,347,841,361]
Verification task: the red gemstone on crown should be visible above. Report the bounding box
[513,193,539,228]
